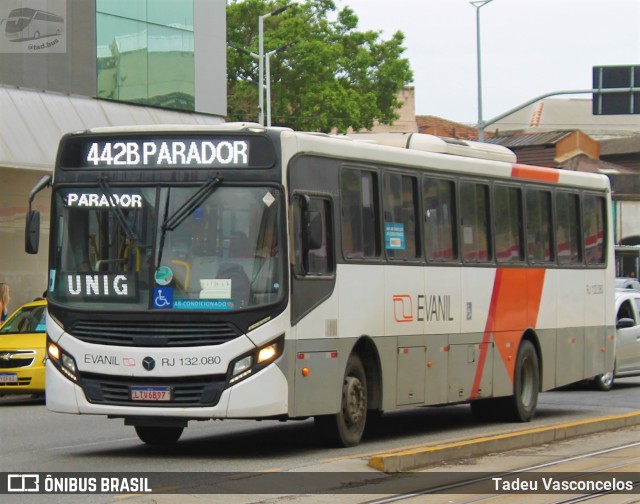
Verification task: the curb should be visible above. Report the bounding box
[368,410,640,472]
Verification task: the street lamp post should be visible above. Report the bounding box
[265,49,274,127]
[258,4,293,126]
[229,40,292,127]
[265,42,294,127]
[471,0,494,142]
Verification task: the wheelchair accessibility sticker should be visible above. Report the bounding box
[153,287,174,309]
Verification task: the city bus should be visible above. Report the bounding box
[26,124,615,447]
[3,8,64,41]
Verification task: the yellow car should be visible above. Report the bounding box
[0,299,47,396]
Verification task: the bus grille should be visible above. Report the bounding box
[68,321,241,347]
[80,373,226,407]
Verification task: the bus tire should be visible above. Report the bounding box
[314,354,367,447]
[505,340,539,422]
[592,370,614,391]
[134,425,184,445]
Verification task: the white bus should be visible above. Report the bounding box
[26,124,615,447]
[3,8,64,41]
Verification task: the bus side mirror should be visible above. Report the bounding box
[25,210,41,254]
[306,211,323,250]
[25,175,51,255]
[298,194,323,251]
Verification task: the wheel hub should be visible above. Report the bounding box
[344,376,366,425]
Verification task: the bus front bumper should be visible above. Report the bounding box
[45,359,288,419]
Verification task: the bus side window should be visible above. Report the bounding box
[293,194,333,277]
[494,184,524,264]
[583,194,606,265]
[423,176,457,262]
[556,191,582,265]
[340,168,380,259]
[383,172,420,261]
[460,181,491,263]
[526,189,554,263]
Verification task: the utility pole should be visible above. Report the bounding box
[471,0,494,142]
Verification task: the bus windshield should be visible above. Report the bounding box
[49,184,283,312]
[5,9,32,34]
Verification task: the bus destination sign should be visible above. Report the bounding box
[84,138,250,168]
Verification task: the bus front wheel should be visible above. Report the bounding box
[315,354,367,447]
[134,425,184,445]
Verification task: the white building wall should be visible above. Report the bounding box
[617,200,640,243]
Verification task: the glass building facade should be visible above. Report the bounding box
[96,0,196,111]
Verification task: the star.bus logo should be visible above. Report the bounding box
[142,357,156,371]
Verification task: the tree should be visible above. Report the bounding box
[227,0,413,133]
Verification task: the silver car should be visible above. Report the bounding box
[615,277,640,290]
[593,288,640,390]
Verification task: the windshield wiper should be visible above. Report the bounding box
[98,176,137,242]
[156,176,223,268]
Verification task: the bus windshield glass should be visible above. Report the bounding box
[49,185,283,312]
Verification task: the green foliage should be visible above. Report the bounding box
[227,0,413,132]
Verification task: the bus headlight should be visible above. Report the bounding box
[47,340,79,382]
[232,356,253,376]
[258,343,278,363]
[228,336,284,385]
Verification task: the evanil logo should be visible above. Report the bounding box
[393,294,455,323]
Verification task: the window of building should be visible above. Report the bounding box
[96,0,195,111]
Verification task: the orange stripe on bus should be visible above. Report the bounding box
[511,164,560,183]
[470,268,546,398]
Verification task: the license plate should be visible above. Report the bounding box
[130,386,171,401]
[0,373,18,383]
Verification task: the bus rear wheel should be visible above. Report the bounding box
[505,340,539,422]
[315,354,367,447]
[134,425,184,445]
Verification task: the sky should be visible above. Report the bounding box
[336,0,640,124]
